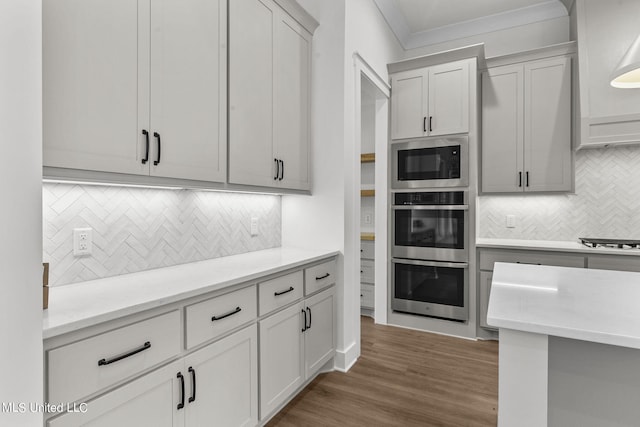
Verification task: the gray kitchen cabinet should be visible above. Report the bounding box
[43,0,226,183]
[390,60,470,140]
[587,255,640,273]
[482,54,572,193]
[228,0,316,191]
[360,240,375,311]
[479,271,494,330]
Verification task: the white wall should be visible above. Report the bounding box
[402,16,570,59]
[0,1,43,425]
[283,0,402,371]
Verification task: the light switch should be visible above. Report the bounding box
[506,215,516,228]
[250,217,259,236]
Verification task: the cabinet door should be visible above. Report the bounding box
[304,287,336,379]
[47,361,183,427]
[149,0,226,182]
[479,271,496,331]
[183,325,258,427]
[43,0,149,176]
[274,13,311,191]
[259,302,304,419]
[428,60,470,136]
[228,0,276,187]
[390,70,428,140]
[481,64,524,193]
[524,56,572,192]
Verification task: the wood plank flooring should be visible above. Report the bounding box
[267,316,498,427]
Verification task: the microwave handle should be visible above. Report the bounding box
[392,258,468,269]
[392,205,468,211]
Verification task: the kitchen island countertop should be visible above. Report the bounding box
[477,237,640,256]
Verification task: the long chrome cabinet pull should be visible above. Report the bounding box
[211,306,241,322]
[153,132,161,165]
[97,341,151,366]
[274,286,294,296]
[177,372,185,410]
[141,130,150,164]
[188,367,196,403]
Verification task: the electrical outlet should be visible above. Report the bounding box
[506,215,516,229]
[250,217,259,236]
[73,228,93,256]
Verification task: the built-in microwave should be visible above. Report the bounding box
[392,191,469,262]
[391,135,468,189]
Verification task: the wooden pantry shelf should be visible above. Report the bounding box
[361,189,375,197]
[361,233,375,241]
[361,153,375,163]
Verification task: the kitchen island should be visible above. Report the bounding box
[487,262,640,427]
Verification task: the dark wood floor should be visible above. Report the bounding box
[268,316,498,427]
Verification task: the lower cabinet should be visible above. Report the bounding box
[47,325,258,427]
[478,271,494,331]
[259,286,335,420]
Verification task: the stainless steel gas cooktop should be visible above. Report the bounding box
[579,237,640,249]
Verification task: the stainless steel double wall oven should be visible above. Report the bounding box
[391,135,469,321]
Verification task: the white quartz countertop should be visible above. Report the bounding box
[43,247,339,339]
[487,262,640,349]
[477,237,640,256]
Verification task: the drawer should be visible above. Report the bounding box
[186,285,257,349]
[587,255,640,272]
[360,284,374,309]
[47,310,181,404]
[304,259,337,295]
[360,259,374,284]
[479,249,585,271]
[360,241,374,259]
[259,270,303,315]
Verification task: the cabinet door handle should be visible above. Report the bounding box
[526,171,529,187]
[301,309,307,332]
[211,306,241,322]
[429,116,433,132]
[274,286,294,296]
[177,372,185,410]
[188,366,196,403]
[141,130,150,164]
[153,132,161,165]
[97,341,151,366]
[274,158,279,180]
[423,117,427,133]
[279,159,284,181]
[306,307,312,330]
[519,172,522,188]
[315,273,330,281]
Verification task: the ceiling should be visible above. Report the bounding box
[374,0,573,50]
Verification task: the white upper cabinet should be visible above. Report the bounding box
[390,59,470,140]
[482,54,572,193]
[229,0,314,191]
[43,0,226,183]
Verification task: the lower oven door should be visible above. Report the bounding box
[391,258,468,321]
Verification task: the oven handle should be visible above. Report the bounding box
[391,258,468,269]
[392,205,468,211]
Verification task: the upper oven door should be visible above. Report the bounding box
[391,136,469,189]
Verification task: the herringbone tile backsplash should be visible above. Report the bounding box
[479,145,640,241]
[43,184,281,286]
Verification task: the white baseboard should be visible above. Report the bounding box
[333,340,358,373]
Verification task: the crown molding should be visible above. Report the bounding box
[374,0,569,51]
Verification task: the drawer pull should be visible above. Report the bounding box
[188,366,196,403]
[516,261,542,266]
[306,307,312,330]
[274,286,294,296]
[315,273,330,281]
[177,372,185,410]
[301,309,307,332]
[211,306,242,322]
[97,341,151,366]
